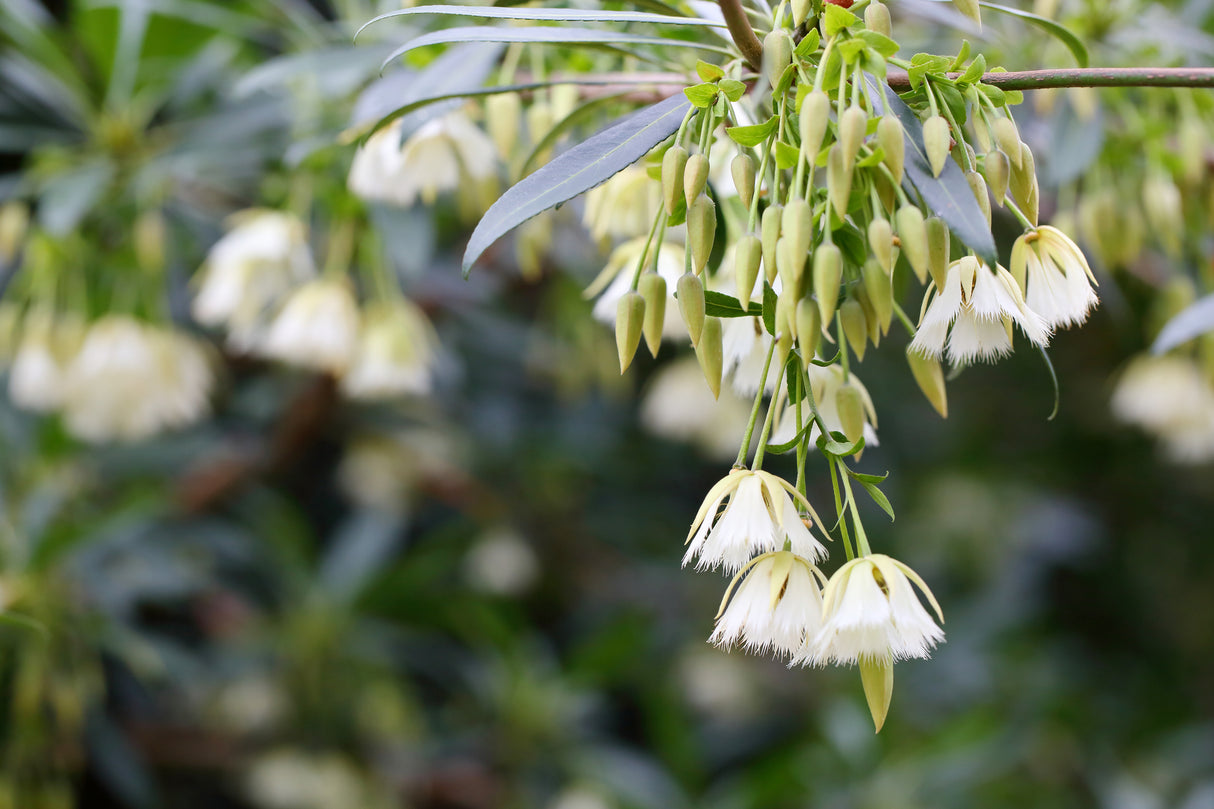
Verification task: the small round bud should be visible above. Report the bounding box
[696,316,724,398]
[677,271,706,346]
[662,146,689,215]
[877,116,905,183]
[865,1,892,37]
[840,298,869,361]
[966,171,992,228]
[796,298,822,363]
[761,204,783,284]
[762,30,793,89]
[862,258,892,333]
[867,216,894,273]
[925,216,950,292]
[907,348,948,417]
[827,144,853,218]
[984,149,1010,204]
[799,90,832,164]
[839,106,869,171]
[895,205,929,284]
[687,196,717,274]
[923,115,951,178]
[993,117,1022,168]
[486,92,522,157]
[735,234,763,301]
[813,243,843,327]
[731,153,757,211]
[683,153,710,205]
[639,273,668,356]
[616,291,646,373]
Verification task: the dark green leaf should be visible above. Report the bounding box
[762,282,777,336]
[819,434,865,457]
[463,94,691,276]
[855,478,895,520]
[704,289,763,318]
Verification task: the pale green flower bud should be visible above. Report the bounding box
[782,198,813,273]
[735,234,763,301]
[1010,144,1038,225]
[868,216,894,273]
[877,116,905,183]
[836,384,866,444]
[984,149,1010,204]
[688,196,716,274]
[854,278,883,345]
[799,90,832,164]
[762,30,793,89]
[0,201,30,264]
[761,204,783,284]
[640,273,667,356]
[865,1,892,37]
[953,0,981,24]
[827,144,853,218]
[925,216,950,291]
[796,298,822,363]
[993,117,1021,168]
[662,146,689,215]
[696,315,724,398]
[616,290,646,372]
[775,291,798,341]
[840,298,869,361]
[792,0,813,26]
[813,243,843,327]
[862,258,892,334]
[486,92,522,157]
[684,153,710,205]
[966,171,992,228]
[732,153,757,211]
[895,205,928,284]
[923,115,951,177]
[839,106,869,171]
[678,271,706,346]
[134,210,166,273]
[777,237,803,295]
[907,348,948,417]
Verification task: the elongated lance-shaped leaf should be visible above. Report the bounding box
[463,93,692,277]
[382,26,734,70]
[979,2,1088,67]
[866,77,998,267]
[1152,293,1214,355]
[358,4,725,38]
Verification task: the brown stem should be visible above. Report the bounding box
[886,66,1214,92]
[718,0,763,71]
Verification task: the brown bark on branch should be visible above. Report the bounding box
[718,0,763,70]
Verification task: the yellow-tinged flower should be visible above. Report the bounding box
[341,298,437,399]
[801,554,944,666]
[1112,354,1214,464]
[685,469,827,573]
[258,279,360,375]
[1009,226,1098,329]
[711,551,826,659]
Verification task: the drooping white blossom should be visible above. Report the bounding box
[582,166,663,242]
[910,255,1050,365]
[258,279,361,375]
[771,363,879,448]
[8,307,81,412]
[1112,353,1214,464]
[685,468,827,573]
[1009,226,1099,329]
[711,551,825,659]
[341,298,437,399]
[640,357,752,461]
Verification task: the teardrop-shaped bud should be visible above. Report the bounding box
[684,153,710,205]
[735,234,763,301]
[761,204,783,284]
[860,658,894,734]
[688,196,717,274]
[640,273,668,356]
[867,216,894,273]
[895,205,929,284]
[762,30,793,89]
[792,0,813,26]
[827,144,853,218]
[776,237,804,295]
[775,291,798,341]
[813,243,843,327]
[782,198,813,269]
[925,216,950,291]
[862,258,892,333]
[677,271,706,347]
[662,146,689,215]
[796,298,822,363]
[984,149,1010,204]
[616,291,646,373]
[799,90,832,164]
[966,171,992,228]
[923,115,951,177]
[907,348,948,417]
[877,116,905,183]
[953,0,981,26]
[840,298,869,361]
[839,105,869,171]
[732,153,757,211]
[486,92,522,157]
[836,384,866,444]
[1010,144,1038,223]
[854,279,882,346]
[696,316,724,398]
[993,117,1022,168]
[865,1,892,36]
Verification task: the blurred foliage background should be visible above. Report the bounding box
[1,0,1213,807]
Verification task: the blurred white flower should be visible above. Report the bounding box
[685,468,826,573]
[587,236,686,340]
[772,363,879,447]
[194,210,315,349]
[337,429,461,511]
[1112,354,1214,464]
[341,298,437,399]
[711,551,825,659]
[1009,226,1099,329]
[8,307,81,412]
[61,317,213,443]
[348,113,497,207]
[639,357,751,461]
[911,255,1050,365]
[258,279,360,375]
[582,166,662,241]
[722,316,777,397]
[246,750,369,809]
[463,526,540,595]
[803,554,944,666]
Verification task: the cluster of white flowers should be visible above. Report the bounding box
[1112,353,1214,463]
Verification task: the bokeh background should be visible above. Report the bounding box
[1,1,1213,807]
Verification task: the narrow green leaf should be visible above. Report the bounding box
[818,434,865,457]
[1151,293,1214,355]
[463,94,691,276]
[762,282,777,336]
[520,92,631,176]
[979,2,1088,67]
[855,478,895,520]
[704,289,763,318]
[358,4,727,37]
[846,470,889,484]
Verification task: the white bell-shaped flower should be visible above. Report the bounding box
[1009,226,1099,329]
[258,279,361,375]
[711,551,826,659]
[8,307,81,412]
[341,298,437,399]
